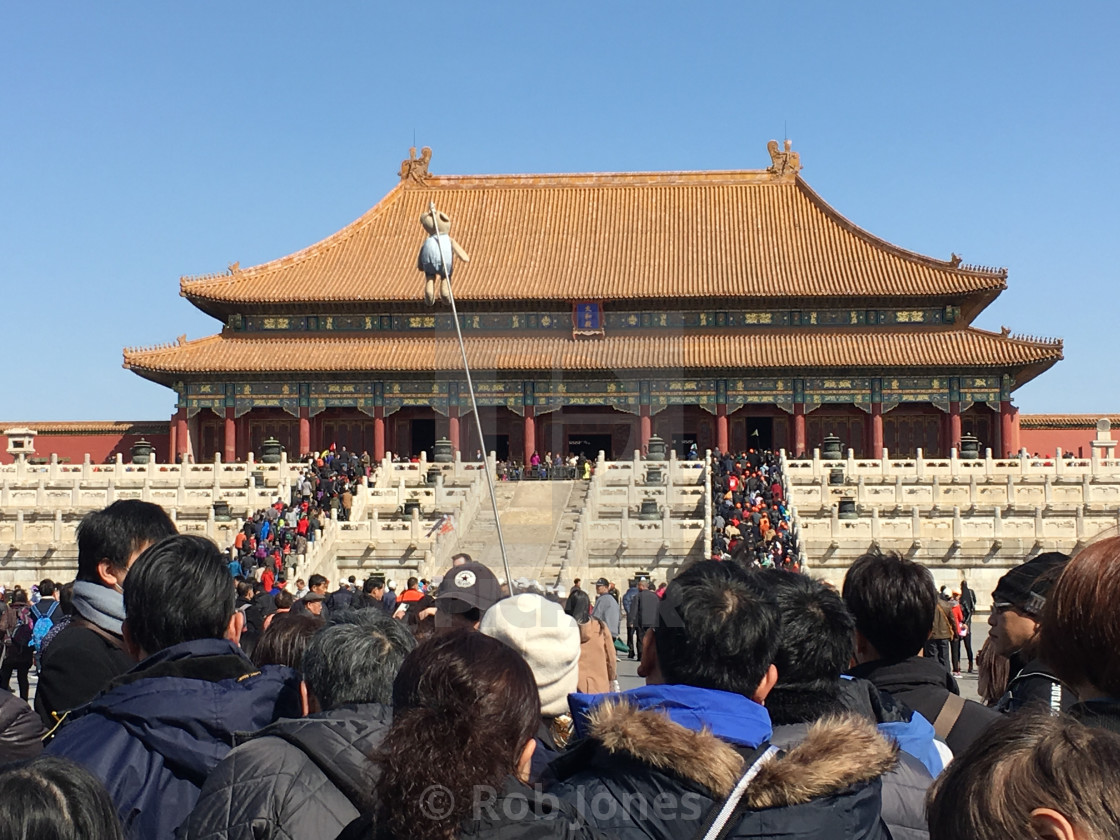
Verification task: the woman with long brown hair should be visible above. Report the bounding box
[372,630,599,840]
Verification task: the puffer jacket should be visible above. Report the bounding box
[336,776,604,840]
[182,703,392,840]
[551,685,895,840]
[0,690,45,762]
[45,638,301,840]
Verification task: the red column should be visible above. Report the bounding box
[949,402,962,454]
[224,407,237,463]
[1011,405,1020,454]
[640,405,652,453]
[373,408,386,461]
[168,411,178,463]
[523,407,536,466]
[175,408,189,462]
[298,407,311,456]
[716,404,729,453]
[793,404,806,457]
[449,407,460,455]
[1000,400,1015,457]
[870,403,884,458]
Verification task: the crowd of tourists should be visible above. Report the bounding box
[709,448,801,570]
[4,496,1120,839]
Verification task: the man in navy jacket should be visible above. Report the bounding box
[46,533,301,839]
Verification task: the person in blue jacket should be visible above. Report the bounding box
[46,534,302,840]
[552,561,897,840]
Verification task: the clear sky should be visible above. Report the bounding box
[2,3,1116,421]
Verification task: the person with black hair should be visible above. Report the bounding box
[987,552,1075,713]
[361,630,597,840]
[251,611,323,670]
[45,534,302,840]
[0,755,125,840]
[844,549,997,756]
[551,560,898,840]
[183,609,415,840]
[36,500,177,730]
[353,576,386,610]
[756,569,933,840]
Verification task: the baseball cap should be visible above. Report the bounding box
[303,591,326,602]
[593,577,610,587]
[435,561,502,613]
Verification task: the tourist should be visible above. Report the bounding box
[988,552,1075,713]
[843,549,997,756]
[590,577,620,643]
[554,560,898,840]
[958,579,977,672]
[430,560,502,632]
[183,611,414,840]
[251,612,323,670]
[0,589,34,701]
[564,588,618,694]
[628,576,659,660]
[353,576,386,610]
[925,590,956,674]
[326,576,356,613]
[481,593,581,781]
[300,590,326,617]
[927,712,1120,840]
[563,577,582,614]
[45,534,302,839]
[756,569,935,838]
[382,579,397,613]
[0,755,125,840]
[35,500,177,730]
[1040,536,1120,731]
[621,578,639,659]
[363,630,598,840]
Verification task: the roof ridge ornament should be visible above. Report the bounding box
[400,146,433,182]
[766,139,801,176]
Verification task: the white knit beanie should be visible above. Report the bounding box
[481,593,581,717]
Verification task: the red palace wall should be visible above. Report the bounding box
[0,424,170,465]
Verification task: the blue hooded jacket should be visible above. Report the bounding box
[46,638,301,840]
[569,683,773,747]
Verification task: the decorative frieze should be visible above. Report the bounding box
[234,306,958,335]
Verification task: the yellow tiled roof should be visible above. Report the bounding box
[1020,414,1120,429]
[124,328,1061,382]
[179,152,1007,309]
[0,421,166,434]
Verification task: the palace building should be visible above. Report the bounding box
[122,143,1062,464]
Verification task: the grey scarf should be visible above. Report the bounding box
[72,580,127,636]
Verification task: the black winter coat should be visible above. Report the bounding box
[35,621,134,729]
[848,656,998,757]
[182,703,393,840]
[548,701,896,840]
[0,690,45,762]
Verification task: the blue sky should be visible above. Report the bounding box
[2,3,1117,420]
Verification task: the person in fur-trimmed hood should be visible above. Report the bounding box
[549,561,897,840]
